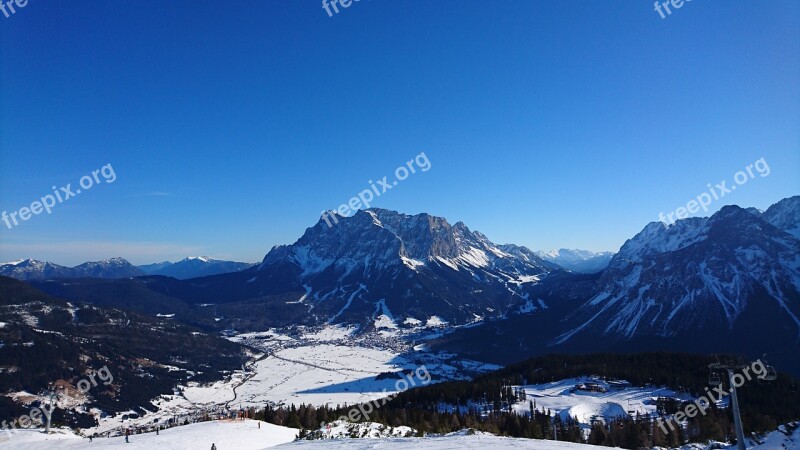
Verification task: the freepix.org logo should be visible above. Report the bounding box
[1,164,117,230]
[656,359,768,434]
[0,0,31,20]
[657,157,769,229]
[1,365,113,437]
[322,0,362,18]
[654,0,692,19]
[320,152,431,228]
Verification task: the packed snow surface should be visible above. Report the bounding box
[0,420,297,449]
[280,433,610,449]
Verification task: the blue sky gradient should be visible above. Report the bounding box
[1,0,798,265]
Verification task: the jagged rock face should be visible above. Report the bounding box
[250,209,556,327]
[432,197,800,375]
[557,204,800,343]
[262,209,550,272]
[763,195,800,239]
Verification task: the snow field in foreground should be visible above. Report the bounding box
[2,419,797,450]
[0,419,298,450]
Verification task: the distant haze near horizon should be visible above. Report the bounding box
[1,1,798,265]
[0,199,796,267]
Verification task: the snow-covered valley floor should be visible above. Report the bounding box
[193,325,499,408]
[78,325,499,437]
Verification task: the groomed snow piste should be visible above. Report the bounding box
[2,420,798,450]
[0,419,297,450]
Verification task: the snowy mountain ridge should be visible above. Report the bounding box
[138,256,255,279]
[244,208,558,326]
[763,195,800,239]
[260,208,551,276]
[0,257,144,280]
[557,201,800,343]
[8,197,800,374]
[536,248,615,273]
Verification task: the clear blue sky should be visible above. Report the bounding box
[1,1,798,266]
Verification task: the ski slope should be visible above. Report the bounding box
[0,420,297,449]
[282,433,610,449]
[3,420,797,450]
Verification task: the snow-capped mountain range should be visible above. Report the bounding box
[0,256,256,281]
[138,256,255,279]
[762,195,800,239]
[229,208,558,326]
[557,200,800,343]
[535,248,615,273]
[6,196,799,372]
[0,257,144,280]
[436,195,800,374]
